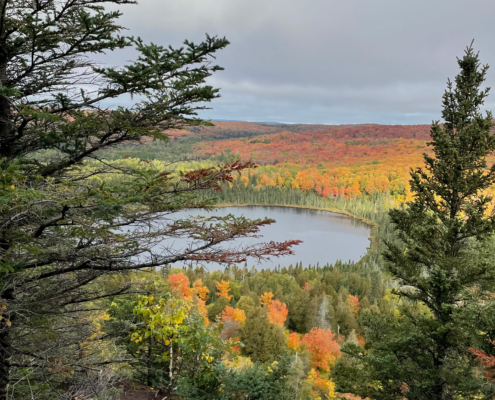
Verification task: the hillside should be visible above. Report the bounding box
[174,121,431,140]
[164,121,494,204]
[188,122,431,164]
[111,122,435,201]
[177,122,431,201]
[195,126,430,167]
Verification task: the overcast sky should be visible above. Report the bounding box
[103,0,495,125]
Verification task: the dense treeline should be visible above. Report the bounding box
[99,137,207,162]
[199,182,402,267]
[183,121,433,141]
[180,259,387,334]
[101,258,389,399]
[205,181,390,221]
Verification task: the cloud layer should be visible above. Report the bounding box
[104,0,495,124]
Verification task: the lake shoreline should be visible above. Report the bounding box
[214,202,378,258]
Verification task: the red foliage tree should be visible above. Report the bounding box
[470,342,495,380]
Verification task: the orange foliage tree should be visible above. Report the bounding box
[348,294,360,317]
[167,272,191,299]
[267,300,288,327]
[222,306,247,325]
[287,332,302,351]
[302,327,340,372]
[196,298,209,324]
[216,280,233,301]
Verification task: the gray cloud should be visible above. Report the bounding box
[103,0,495,124]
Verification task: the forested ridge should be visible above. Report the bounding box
[3,0,495,399]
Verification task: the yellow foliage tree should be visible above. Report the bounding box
[260,292,274,306]
[193,278,210,301]
[222,306,246,324]
[216,280,233,301]
[196,298,209,325]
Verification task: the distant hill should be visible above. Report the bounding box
[169,121,433,142]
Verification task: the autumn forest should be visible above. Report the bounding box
[4,1,495,400]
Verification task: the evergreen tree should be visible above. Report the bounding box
[207,297,230,321]
[360,295,371,310]
[241,277,251,295]
[240,308,288,363]
[338,45,495,399]
[221,355,294,400]
[304,295,321,332]
[335,290,359,335]
[287,280,309,332]
[369,272,384,304]
[237,295,256,317]
[287,356,313,400]
[0,1,298,397]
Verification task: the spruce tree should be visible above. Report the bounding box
[337,45,495,399]
[240,308,287,363]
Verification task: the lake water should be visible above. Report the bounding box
[170,206,370,270]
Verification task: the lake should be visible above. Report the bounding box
[170,206,371,270]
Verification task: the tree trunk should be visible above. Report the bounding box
[0,288,14,400]
[0,330,9,400]
[0,94,12,159]
[0,5,13,392]
[147,336,152,387]
[0,29,12,160]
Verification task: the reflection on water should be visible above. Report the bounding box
[169,206,370,270]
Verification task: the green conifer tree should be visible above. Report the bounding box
[0,1,298,397]
[240,308,287,363]
[236,295,256,317]
[337,44,495,400]
[241,277,251,295]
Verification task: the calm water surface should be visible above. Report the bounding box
[171,206,370,270]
